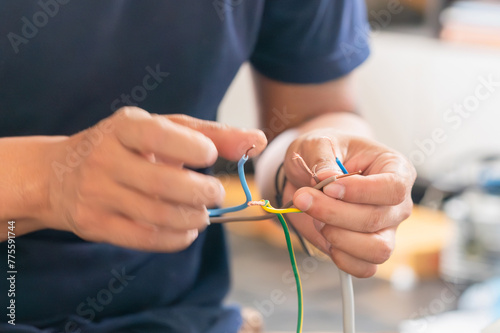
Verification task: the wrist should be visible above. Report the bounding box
[255,128,299,206]
[0,136,67,234]
[295,112,373,139]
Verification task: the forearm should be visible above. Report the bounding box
[292,111,373,139]
[253,71,373,202]
[0,136,65,240]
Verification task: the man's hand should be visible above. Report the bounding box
[282,128,416,278]
[44,107,266,251]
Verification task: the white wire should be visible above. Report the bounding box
[340,270,355,333]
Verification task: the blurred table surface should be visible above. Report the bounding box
[228,232,457,333]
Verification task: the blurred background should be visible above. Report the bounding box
[215,1,500,332]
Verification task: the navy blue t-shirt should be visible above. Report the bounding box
[0,1,369,332]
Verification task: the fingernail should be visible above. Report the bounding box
[295,192,313,211]
[323,183,345,199]
[313,219,325,232]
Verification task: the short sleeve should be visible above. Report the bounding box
[250,0,370,84]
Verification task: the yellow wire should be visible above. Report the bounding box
[263,201,303,333]
[259,201,302,214]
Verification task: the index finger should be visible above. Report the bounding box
[112,108,218,168]
[322,173,410,206]
[167,114,268,160]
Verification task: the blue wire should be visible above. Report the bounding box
[336,157,348,175]
[208,154,252,217]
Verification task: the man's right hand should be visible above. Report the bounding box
[43,107,266,251]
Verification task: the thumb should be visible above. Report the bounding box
[166,114,267,160]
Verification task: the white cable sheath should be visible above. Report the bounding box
[340,270,355,333]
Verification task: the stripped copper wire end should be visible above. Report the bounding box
[336,170,362,179]
[292,152,318,181]
[244,145,256,158]
[319,136,339,159]
[248,200,266,207]
[311,164,320,183]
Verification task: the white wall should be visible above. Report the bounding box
[218,33,500,179]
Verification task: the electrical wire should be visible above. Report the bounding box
[289,152,356,333]
[209,171,361,224]
[336,157,349,174]
[256,200,302,214]
[335,157,356,333]
[253,200,304,332]
[208,147,254,217]
[208,146,359,333]
[270,203,304,333]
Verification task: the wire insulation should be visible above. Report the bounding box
[208,154,252,217]
[264,201,303,333]
[335,158,356,333]
[209,171,361,223]
[209,149,359,333]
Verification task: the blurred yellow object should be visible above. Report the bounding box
[400,0,426,12]
[376,205,451,280]
[367,0,427,13]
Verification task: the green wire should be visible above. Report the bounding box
[276,212,303,333]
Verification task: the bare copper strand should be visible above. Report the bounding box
[319,136,339,159]
[337,170,362,179]
[311,164,320,184]
[210,171,362,223]
[292,152,317,180]
[248,200,266,206]
[244,145,256,158]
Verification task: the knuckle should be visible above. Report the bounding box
[176,206,208,229]
[398,200,414,223]
[391,177,407,205]
[168,233,196,252]
[138,201,165,225]
[372,239,394,264]
[71,203,93,236]
[115,106,133,120]
[323,226,341,247]
[330,250,378,279]
[83,152,104,172]
[147,175,167,197]
[202,178,225,205]
[362,209,384,233]
[356,265,378,279]
[329,249,343,267]
[116,106,142,119]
